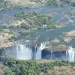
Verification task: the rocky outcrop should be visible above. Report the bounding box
[47,45,68,51]
[0,30,14,48]
[62,30,75,43]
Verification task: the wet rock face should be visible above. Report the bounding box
[42,47,75,62]
[42,49,51,59]
[42,49,67,60]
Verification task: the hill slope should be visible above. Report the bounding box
[41,66,75,75]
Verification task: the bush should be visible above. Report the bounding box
[14,12,56,30]
[9,35,17,41]
[3,57,75,75]
[47,0,60,6]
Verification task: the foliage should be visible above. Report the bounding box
[0,0,13,10]
[0,29,4,32]
[14,12,56,30]
[3,57,75,75]
[19,29,31,35]
[67,11,74,16]
[47,0,60,6]
[9,34,17,41]
[0,0,25,11]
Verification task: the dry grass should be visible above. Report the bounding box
[40,66,75,75]
[62,30,75,43]
[0,30,14,48]
[35,59,56,64]
[7,0,37,6]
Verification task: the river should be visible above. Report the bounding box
[0,6,75,45]
[0,6,75,61]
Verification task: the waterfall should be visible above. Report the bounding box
[16,45,32,60]
[51,51,53,59]
[4,43,42,60]
[36,48,41,60]
[15,44,41,60]
[66,51,68,61]
[67,46,75,61]
[40,43,46,50]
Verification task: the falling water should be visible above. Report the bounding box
[51,51,53,59]
[36,48,41,60]
[16,44,42,60]
[16,45,32,60]
[67,46,75,61]
[40,43,46,50]
[4,44,42,60]
[66,51,68,61]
